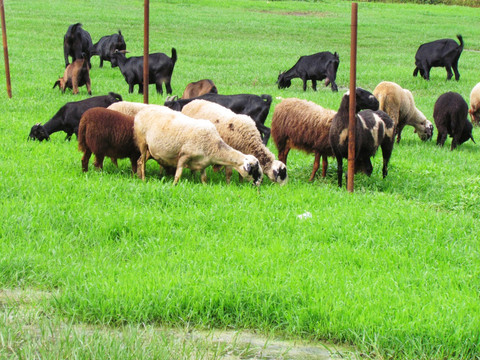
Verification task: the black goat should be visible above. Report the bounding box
[413,35,464,81]
[64,23,93,69]
[111,48,177,95]
[277,51,339,92]
[91,30,126,68]
[164,93,273,145]
[329,89,395,188]
[433,92,475,150]
[28,92,122,141]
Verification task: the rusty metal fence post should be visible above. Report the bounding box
[347,3,358,192]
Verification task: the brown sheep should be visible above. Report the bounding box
[182,79,217,99]
[78,107,140,173]
[54,56,92,95]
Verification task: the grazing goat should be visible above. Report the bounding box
[182,100,287,185]
[78,107,140,173]
[53,55,91,95]
[164,93,272,145]
[134,106,263,186]
[182,79,217,99]
[64,23,93,68]
[468,82,480,126]
[28,92,122,141]
[373,81,433,143]
[91,30,126,68]
[271,88,379,182]
[413,35,464,81]
[111,48,177,95]
[433,92,475,150]
[277,51,339,92]
[329,90,395,187]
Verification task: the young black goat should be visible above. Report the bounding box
[64,23,93,69]
[164,93,273,145]
[111,48,177,95]
[329,89,395,188]
[277,51,340,92]
[28,92,122,141]
[91,30,127,68]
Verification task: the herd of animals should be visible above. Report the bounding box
[28,23,480,188]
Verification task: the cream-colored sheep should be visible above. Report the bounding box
[133,106,263,186]
[107,101,151,117]
[181,100,287,185]
[373,81,433,142]
[469,82,480,126]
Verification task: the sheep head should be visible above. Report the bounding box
[242,155,263,186]
[271,160,288,186]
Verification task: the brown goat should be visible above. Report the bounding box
[271,98,336,181]
[78,107,140,173]
[53,57,92,95]
[182,79,217,99]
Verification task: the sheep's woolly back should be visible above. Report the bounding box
[271,98,336,155]
[107,101,151,117]
[469,82,480,124]
[181,100,276,172]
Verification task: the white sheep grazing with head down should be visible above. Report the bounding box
[469,82,480,126]
[181,99,287,185]
[133,106,263,186]
[107,101,151,117]
[373,81,434,143]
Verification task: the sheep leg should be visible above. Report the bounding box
[322,155,328,178]
[336,156,343,187]
[137,146,149,180]
[81,149,92,172]
[381,143,394,178]
[200,168,208,184]
[129,155,138,175]
[395,123,406,143]
[174,154,190,185]
[309,152,321,181]
[436,132,448,147]
[278,143,291,165]
[93,154,105,170]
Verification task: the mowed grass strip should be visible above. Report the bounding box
[0,0,479,358]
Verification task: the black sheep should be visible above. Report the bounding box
[329,89,395,188]
[433,91,475,150]
[28,92,122,141]
[413,35,464,81]
[63,23,93,69]
[277,51,340,92]
[91,31,127,68]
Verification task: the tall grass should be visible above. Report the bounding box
[1,0,480,358]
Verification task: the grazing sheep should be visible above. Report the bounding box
[433,92,475,150]
[91,30,127,68]
[182,99,287,185]
[64,23,93,68]
[53,55,91,95]
[182,79,217,99]
[413,35,464,81]
[78,107,140,173]
[468,82,480,126]
[28,92,122,141]
[134,106,263,186]
[271,88,379,181]
[164,93,272,145]
[329,90,395,188]
[373,81,433,143]
[277,51,340,92]
[111,48,177,95]
[107,101,151,117]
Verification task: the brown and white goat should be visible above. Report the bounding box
[182,79,217,99]
[53,56,92,95]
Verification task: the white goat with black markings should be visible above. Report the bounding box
[329,90,395,188]
[181,100,287,185]
[133,106,263,186]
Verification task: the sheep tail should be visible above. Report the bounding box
[377,92,386,112]
[77,119,87,153]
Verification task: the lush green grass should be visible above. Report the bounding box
[1,0,480,358]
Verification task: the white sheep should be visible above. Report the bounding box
[181,99,287,185]
[373,81,434,142]
[133,106,263,186]
[469,82,480,126]
[107,101,151,117]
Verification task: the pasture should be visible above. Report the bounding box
[1,0,479,358]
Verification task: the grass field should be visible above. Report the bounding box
[1,0,479,359]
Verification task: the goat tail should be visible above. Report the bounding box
[261,94,272,106]
[456,34,464,49]
[171,48,177,64]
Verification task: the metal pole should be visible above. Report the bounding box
[347,3,358,193]
[1,0,12,98]
[143,0,149,104]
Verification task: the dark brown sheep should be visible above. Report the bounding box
[78,107,140,173]
[54,56,91,95]
[182,79,217,99]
